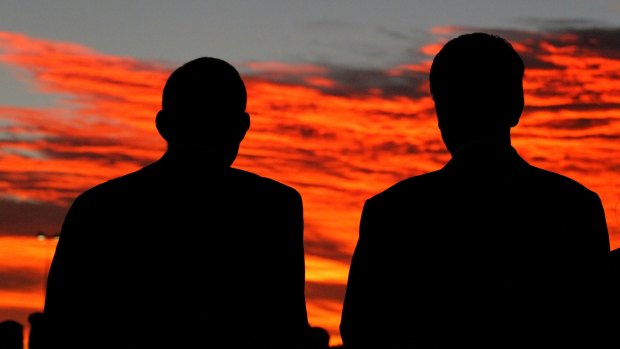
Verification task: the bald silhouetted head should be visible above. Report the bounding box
[430,32,525,155]
[156,57,250,166]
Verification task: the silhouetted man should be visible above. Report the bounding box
[44,57,309,349]
[340,33,611,348]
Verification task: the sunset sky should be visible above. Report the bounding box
[1,1,620,346]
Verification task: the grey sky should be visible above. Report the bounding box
[1,0,619,106]
[2,0,620,65]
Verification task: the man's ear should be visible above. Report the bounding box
[508,94,524,127]
[237,112,250,141]
[155,110,173,141]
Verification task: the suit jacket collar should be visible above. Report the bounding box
[152,147,231,180]
[442,142,529,175]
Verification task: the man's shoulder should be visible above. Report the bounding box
[73,165,301,203]
[524,163,598,197]
[70,165,156,205]
[227,168,301,198]
[368,169,445,204]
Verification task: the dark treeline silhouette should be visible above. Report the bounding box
[0,312,45,349]
[42,57,309,349]
[340,32,613,348]
[27,312,44,349]
[0,319,23,349]
[307,326,330,348]
[5,313,337,349]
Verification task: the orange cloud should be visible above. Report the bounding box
[1,27,620,345]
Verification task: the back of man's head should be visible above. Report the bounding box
[430,32,524,148]
[162,57,247,115]
[156,57,250,163]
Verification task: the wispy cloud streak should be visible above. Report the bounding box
[1,26,620,343]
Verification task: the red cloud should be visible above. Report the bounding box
[1,28,620,345]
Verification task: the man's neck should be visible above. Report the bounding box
[452,137,511,158]
[164,143,232,168]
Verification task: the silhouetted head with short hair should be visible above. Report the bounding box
[430,32,524,155]
[156,57,250,166]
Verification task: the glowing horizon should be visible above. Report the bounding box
[1,27,619,345]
